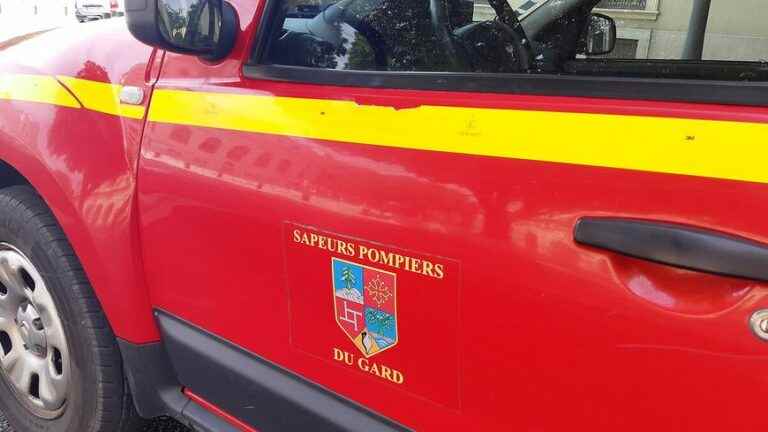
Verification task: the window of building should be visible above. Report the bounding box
[597,0,646,10]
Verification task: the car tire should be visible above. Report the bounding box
[0,185,143,432]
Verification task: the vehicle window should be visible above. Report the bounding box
[260,0,536,73]
[572,0,768,80]
[256,0,768,81]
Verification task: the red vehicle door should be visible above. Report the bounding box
[137,0,768,430]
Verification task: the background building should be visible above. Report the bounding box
[596,0,768,61]
[475,0,767,62]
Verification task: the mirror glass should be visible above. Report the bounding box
[157,0,222,52]
[585,13,616,56]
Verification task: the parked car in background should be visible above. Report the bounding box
[75,0,110,22]
[110,0,124,17]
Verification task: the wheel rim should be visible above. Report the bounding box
[0,243,69,418]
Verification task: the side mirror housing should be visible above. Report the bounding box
[578,13,617,56]
[125,0,237,61]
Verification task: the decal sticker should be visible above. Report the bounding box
[332,258,397,357]
[285,222,461,409]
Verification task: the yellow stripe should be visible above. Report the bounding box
[57,76,145,119]
[148,89,768,185]
[3,73,767,185]
[0,74,80,108]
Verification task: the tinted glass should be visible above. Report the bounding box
[266,0,459,71]
[258,0,768,81]
[262,0,535,72]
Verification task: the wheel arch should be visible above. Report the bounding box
[0,116,159,345]
[0,160,30,188]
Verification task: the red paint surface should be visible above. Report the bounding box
[285,223,460,407]
[0,21,160,343]
[185,389,259,432]
[137,10,768,429]
[1,2,768,430]
[139,110,768,429]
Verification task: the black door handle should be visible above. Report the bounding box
[574,217,768,282]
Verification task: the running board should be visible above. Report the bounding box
[153,309,410,432]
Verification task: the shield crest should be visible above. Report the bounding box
[332,258,397,357]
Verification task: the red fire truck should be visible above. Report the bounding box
[0,0,767,430]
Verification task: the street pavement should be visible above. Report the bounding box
[0,413,192,431]
[0,1,80,43]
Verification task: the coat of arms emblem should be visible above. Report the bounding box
[332,258,397,357]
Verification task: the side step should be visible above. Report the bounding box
[118,310,410,432]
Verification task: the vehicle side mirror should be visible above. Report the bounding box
[578,13,617,56]
[125,0,237,61]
